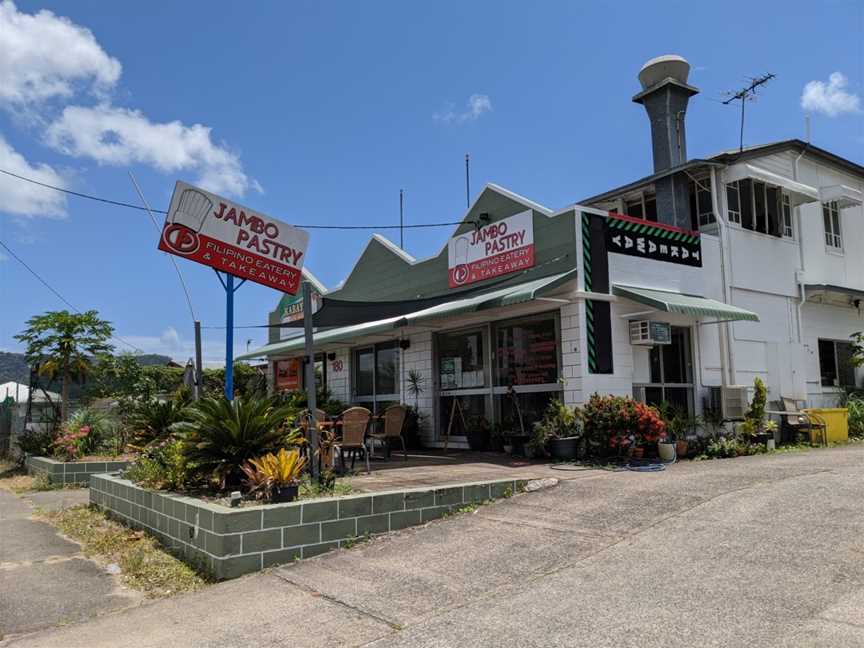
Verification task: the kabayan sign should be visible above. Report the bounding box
[447,210,535,288]
[158,181,310,294]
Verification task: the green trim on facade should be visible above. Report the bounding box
[612,285,760,321]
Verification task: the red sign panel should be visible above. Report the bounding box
[158,181,309,294]
[447,210,535,288]
[275,358,301,391]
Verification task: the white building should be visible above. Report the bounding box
[239,55,863,446]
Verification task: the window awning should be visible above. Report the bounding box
[612,285,759,322]
[238,270,578,359]
[724,163,819,206]
[819,185,863,209]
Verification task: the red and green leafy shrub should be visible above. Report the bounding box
[578,393,666,455]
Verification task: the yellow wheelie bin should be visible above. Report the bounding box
[803,408,848,444]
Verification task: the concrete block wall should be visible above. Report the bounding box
[326,347,351,403]
[90,473,527,580]
[559,302,583,407]
[401,330,435,444]
[26,456,130,486]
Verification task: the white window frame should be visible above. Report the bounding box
[781,192,793,238]
[823,201,843,251]
[624,190,656,221]
[726,182,742,224]
[691,177,715,226]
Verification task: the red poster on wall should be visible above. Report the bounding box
[275,358,301,391]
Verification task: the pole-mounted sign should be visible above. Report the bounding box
[157,181,309,399]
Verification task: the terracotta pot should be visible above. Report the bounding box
[631,446,645,459]
[676,439,689,458]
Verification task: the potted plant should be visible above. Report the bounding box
[537,400,582,460]
[579,394,666,460]
[464,415,490,451]
[241,447,306,503]
[742,377,771,447]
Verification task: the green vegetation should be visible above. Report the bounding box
[15,310,114,421]
[39,505,209,598]
[172,396,297,489]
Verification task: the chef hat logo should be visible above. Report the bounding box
[171,188,213,233]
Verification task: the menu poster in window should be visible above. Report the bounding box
[275,358,301,391]
[440,357,462,390]
[447,210,535,288]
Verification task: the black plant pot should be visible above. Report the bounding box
[466,428,489,451]
[549,436,581,460]
[271,484,299,503]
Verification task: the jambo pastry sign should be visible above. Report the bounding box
[158,181,309,294]
[447,210,535,288]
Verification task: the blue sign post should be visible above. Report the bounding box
[215,270,246,400]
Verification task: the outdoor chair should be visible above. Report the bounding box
[368,404,409,461]
[779,397,827,446]
[338,407,371,473]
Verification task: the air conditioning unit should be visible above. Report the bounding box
[629,320,672,346]
[721,385,750,420]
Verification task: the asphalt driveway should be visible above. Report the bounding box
[6,446,864,647]
[0,487,140,641]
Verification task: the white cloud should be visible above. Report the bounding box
[0,0,120,106]
[45,105,259,197]
[801,72,861,117]
[0,2,257,198]
[434,93,493,124]
[0,135,66,217]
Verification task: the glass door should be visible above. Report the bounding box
[634,326,694,414]
[437,327,489,439]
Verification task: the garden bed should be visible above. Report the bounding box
[26,455,132,486]
[90,472,526,580]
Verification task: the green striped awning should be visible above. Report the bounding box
[237,269,578,359]
[612,285,759,322]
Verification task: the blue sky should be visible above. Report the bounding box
[1,0,862,364]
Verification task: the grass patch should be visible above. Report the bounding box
[299,475,354,500]
[38,505,211,598]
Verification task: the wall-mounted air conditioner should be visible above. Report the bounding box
[721,385,750,420]
[629,320,672,346]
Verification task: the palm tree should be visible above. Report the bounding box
[15,310,114,422]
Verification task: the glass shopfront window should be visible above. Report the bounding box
[495,317,558,387]
[435,313,562,442]
[353,342,399,411]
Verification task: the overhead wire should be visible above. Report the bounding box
[0,238,145,353]
[0,167,475,229]
[128,171,197,323]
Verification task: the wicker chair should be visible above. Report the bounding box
[780,397,827,445]
[368,405,408,461]
[338,407,371,472]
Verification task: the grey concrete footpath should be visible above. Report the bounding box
[0,488,141,641]
[7,446,864,647]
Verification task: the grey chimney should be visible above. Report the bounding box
[633,55,699,230]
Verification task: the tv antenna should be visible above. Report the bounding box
[722,73,776,152]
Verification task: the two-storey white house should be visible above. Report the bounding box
[239,55,863,447]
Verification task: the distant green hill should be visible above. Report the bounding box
[0,352,174,385]
[0,352,29,385]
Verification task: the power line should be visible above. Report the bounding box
[0,167,474,230]
[128,171,197,323]
[0,238,145,353]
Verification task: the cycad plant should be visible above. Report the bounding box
[175,396,295,489]
[127,399,190,449]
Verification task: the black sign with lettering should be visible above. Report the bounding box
[605,215,702,268]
